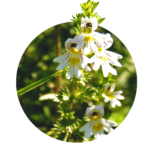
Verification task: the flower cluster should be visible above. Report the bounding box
[54,17,122,78]
[53,16,124,137]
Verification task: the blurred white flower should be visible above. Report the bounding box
[53,35,91,79]
[79,105,117,139]
[102,83,125,108]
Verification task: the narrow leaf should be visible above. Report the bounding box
[17,70,63,95]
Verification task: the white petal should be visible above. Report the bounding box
[104,97,110,103]
[106,120,118,127]
[83,66,91,71]
[103,127,114,134]
[108,64,117,76]
[110,100,116,108]
[86,106,94,118]
[108,57,122,67]
[66,66,74,79]
[101,118,118,127]
[94,32,112,48]
[74,66,82,79]
[73,35,84,49]
[65,38,72,50]
[53,53,69,63]
[93,31,104,39]
[105,50,123,59]
[102,93,107,98]
[112,91,123,95]
[104,83,110,91]
[109,83,116,92]
[82,54,91,64]
[114,99,121,106]
[80,55,91,71]
[102,62,109,77]
[89,55,96,63]
[56,60,68,70]
[115,95,124,100]
[79,122,91,132]
[91,17,98,30]
[84,125,93,138]
[93,59,101,70]
[84,43,91,55]
[95,105,104,116]
[90,41,98,53]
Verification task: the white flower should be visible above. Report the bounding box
[90,43,123,77]
[53,35,91,79]
[79,105,117,139]
[79,17,114,55]
[102,83,125,108]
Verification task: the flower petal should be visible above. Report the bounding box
[56,60,68,70]
[108,57,122,67]
[79,122,91,132]
[74,65,82,79]
[105,50,123,59]
[84,125,93,138]
[110,100,116,108]
[102,62,109,77]
[84,42,91,55]
[114,99,121,106]
[93,58,101,70]
[112,91,123,95]
[104,97,110,103]
[65,38,72,50]
[90,41,98,53]
[73,35,84,49]
[53,53,69,63]
[103,126,112,133]
[101,118,118,127]
[108,64,117,76]
[66,66,74,79]
[115,95,125,100]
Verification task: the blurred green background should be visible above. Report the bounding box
[16,22,137,139]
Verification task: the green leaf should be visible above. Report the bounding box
[17,70,63,95]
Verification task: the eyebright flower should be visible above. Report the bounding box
[79,105,117,139]
[90,41,123,77]
[53,35,91,79]
[102,83,125,108]
[79,17,98,55]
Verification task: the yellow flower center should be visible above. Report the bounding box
[84,35,94,43]
[108,95,115,99]
[98,47,103,52]
[70,48,81,53]
[90,111,100,120]
[100,57,108,63]
[93,123,103,132]
[83,27,92,34]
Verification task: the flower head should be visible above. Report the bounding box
[90,36,122,77]
[53,35,91,79]
[102,83,125,108]
[79,105,117,139]
[79,17,99,55]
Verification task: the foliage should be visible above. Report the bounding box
[71,0,105,34]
